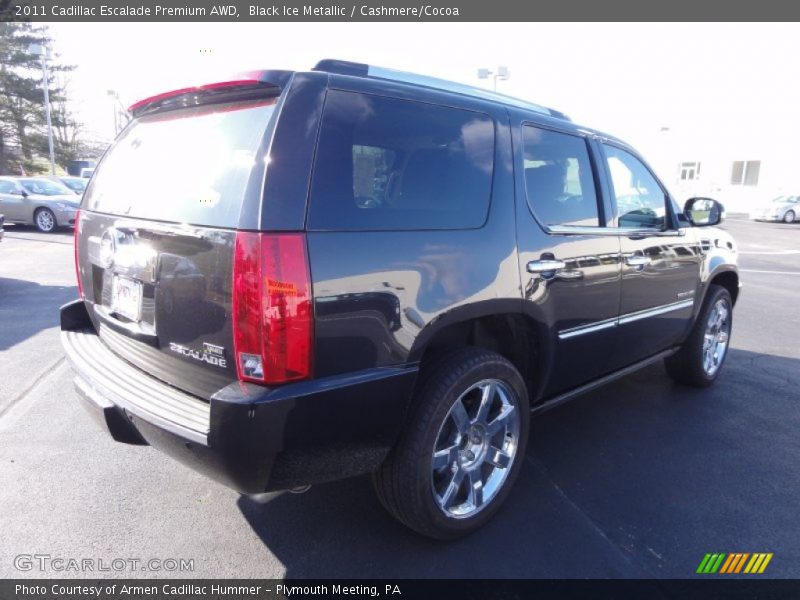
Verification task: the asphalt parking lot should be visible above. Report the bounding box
[0,218,798,579]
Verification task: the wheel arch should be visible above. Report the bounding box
[408,300,550,403]
[707,268,740,306]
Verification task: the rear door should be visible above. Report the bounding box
[513,120,622,396]
[598,143,701,368]
[78,96,280,400]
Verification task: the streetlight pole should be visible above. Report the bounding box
[477,66,510,92]
[30,43,57,175]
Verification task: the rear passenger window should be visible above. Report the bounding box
[522,126,600,228]
[308,91,494,230]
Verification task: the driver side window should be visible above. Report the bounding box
[603,144,667,230]
[522,125,599,227]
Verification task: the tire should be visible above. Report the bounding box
[783,210,796,224]
[373,347,530,540]
[665,285,733,387]
[34,208,57,233]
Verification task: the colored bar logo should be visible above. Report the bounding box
[697,552,773,574]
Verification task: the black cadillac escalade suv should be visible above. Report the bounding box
[61,60,739,539]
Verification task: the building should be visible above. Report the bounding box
[644,122,798,216]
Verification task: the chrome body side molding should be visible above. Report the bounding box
[558,299,695,340]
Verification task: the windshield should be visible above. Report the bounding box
[84,100,277,228]
[62,178,87,192]
[20,178,72,196]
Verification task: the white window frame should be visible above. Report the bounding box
[679,161,701,181]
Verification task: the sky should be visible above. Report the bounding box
[45,22,800,185]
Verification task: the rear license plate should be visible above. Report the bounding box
[111,276,143,322]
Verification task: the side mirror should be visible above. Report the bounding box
[684,197,722,227]
[15,189,28,198]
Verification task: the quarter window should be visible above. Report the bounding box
[308,91,495,231]
[603,145,667,230]
[521,126,599,227]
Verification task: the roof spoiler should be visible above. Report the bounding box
[313,59,570,121]
[128,70,293,118]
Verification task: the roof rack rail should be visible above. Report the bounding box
[313,59,569,121]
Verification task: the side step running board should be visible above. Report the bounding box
[531,348,679,416]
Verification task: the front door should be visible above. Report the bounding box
[599,143,701,368]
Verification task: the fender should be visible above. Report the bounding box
[407,298,553,402]
[692,261,740,328]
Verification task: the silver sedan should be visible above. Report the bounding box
[753,195,800,224]
[0,177,81,233]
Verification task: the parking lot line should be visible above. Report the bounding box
[740,269,800,276]
[738,250,800,255]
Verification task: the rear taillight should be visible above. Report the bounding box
[74,210,83,298]
[232,232,313,385]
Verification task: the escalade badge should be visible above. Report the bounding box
[169,342,228,368]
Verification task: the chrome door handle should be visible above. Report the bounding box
[527,259,566,273]
[625,255,652,267]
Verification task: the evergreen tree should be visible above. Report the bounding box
[0,22,84,175]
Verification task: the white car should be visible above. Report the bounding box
[753,195,800,223]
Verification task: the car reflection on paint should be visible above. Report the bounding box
[157,254,207,314]
[316,291,402,331]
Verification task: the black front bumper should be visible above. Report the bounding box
[60,299,418,493]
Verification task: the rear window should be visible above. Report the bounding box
[84,101,276,228]
[308,90,495,231]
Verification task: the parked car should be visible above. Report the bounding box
[753,195,800,223]
[53,176,88,195]
[61,60,739,539]
[0,177,80,232]
[79,167,95,179]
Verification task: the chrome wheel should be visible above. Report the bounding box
[702,299,730,376]
[36,209,55,232]
[431,379,520,519]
